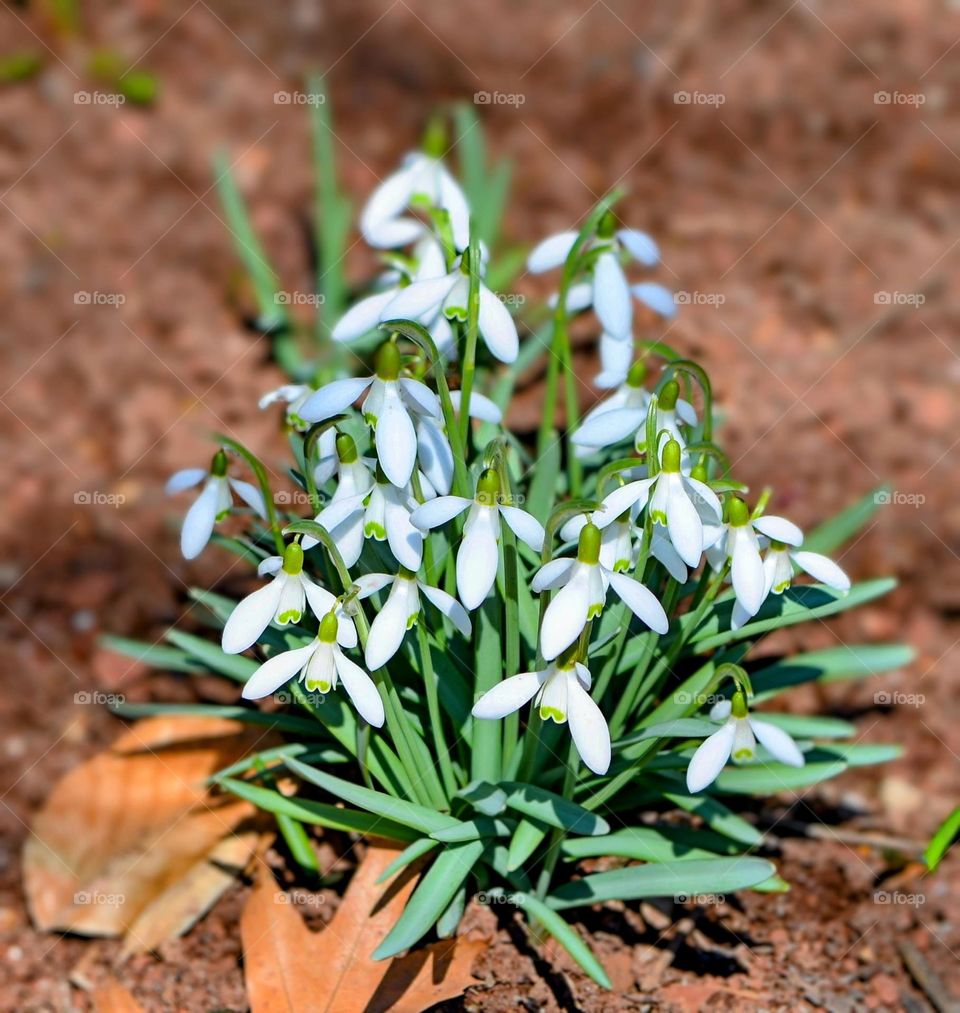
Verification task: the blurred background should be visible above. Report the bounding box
[0,0,957,1007]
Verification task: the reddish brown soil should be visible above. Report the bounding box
[1,0,958,1009]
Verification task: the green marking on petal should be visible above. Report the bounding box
[614,558,631,573]
[587,602,604,620]
[405,611,419,630]
[364,522,387,541]
[539,705,567,724]
[305,678,331,693]
[732,747,755,762]
[445,304,467,322]
[773,579,790,594]
[215,510,230,522]
[363,411,378,427]
[276,609,302,625]
[651,510,667,526]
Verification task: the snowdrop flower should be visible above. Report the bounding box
[760,520,851,597]
[560,511,635,575]
[166,449,267,560]
[242,610,384,728]
[299,341,441,488]
[356,569,471,670]
[332,236,455,356]
[594,441,723,570]
[528,213,675,340]
[380,250,519,364]
[686,692,804,793]
[473,653,611,775]
[258,384,314,433]
[534,522,669,661]
[359,143,469,251]
[410,468,545,610]
[416,390,502,495]
[221,543,357,654]
[572,377,696,459]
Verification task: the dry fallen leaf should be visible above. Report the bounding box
[241,840,486,1013]
[91,977,145,1013]
[24,715,270,950]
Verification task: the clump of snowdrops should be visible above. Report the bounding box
[113,105,908,985]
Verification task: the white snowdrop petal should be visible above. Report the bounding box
[559,514,588,543]
[730,598,754,632]
[540,578,590,661]
[498,505,545,551]
[257,555,283,577]
[166,468,207,494]
[455,390,502,424]
[384,496,423,570]
[754,515,804,547]
[731,531,767,616]
[685,723,736,793]
[315,491,367,533]
[409,495,472,530]
[593,251,632,339]
[301,578,337,623]
[337,613,359,650]
[791,551,851,591]
[354,573,394,599]
[335,650,385,727]
[359,164,417,245]
[607,570,669,634]
[675,398,698,427]
[750,718,805,767]
[562,282,593,313]
[650,527,688,583]
[665,477,704,569]
[300,376,373,422]
[631,282,677,319]
[241,644,317,701]
[222,579,285,654]
[709,699,732,721]
[566,676,611,775]
[416,417,455,495]
[180,481,220,560]
[228,479,267,519]
[419,582,472,637]
[617,229,660,266]
[364,588,411,671]
[527,231,579,273]
[596,332,634,389]
[595,479,655,526]
[376,391,417,488]
[683,477,723,522]
[332,290,397,343]
[477,285,519,364]
[572,407,646,448]
[531,557,575,592]
[382,275,456,322]
[472,671,544,719]
[399,378,441,418]
[457,509,500,609]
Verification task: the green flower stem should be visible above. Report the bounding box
[457,230,482,451]
[283,520,444,808]
[495,455,522,768]
[471,597,504,783]
[215,433,285,556]
[415,621,457,798]
[535,740,578,899]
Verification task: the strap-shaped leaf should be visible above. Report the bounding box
[926,807,960,871]
[373,840,484,959]
[501,782,610,836]
[751,644,914,702]
[803,485,889,554]
[561,826,737,864]
[285,758,462,836]
[375,838,438,884]
[547,856,776,910]
[506,817,550,871]
[164,630,258,682]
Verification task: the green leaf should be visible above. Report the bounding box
[220,778,417,841]
[375,838,438,884]
[374,840,484,959]
[630,719,717,741]
[457,781,507,816]
[751,644,914,702]
[436,885,467,939]
[164,630,258,681]
[663,791,764,846]
[803,485,888,554]
[506,817,550,871]
[285,758,460,836]
[526,436,561,521]
[926,806,960,871]
[712,760,848,795]
[493,889,611,988]
[501,782,610,836]
[749,714,856,739]
[112,702,320,736]
[431,817,513,844]
[100,635,203,674]
[276,814,320,875]
[547,857,776,910]
[814,743,902,767]
[561,826,738,864]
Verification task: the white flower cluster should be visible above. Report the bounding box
[167,144,851,792]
